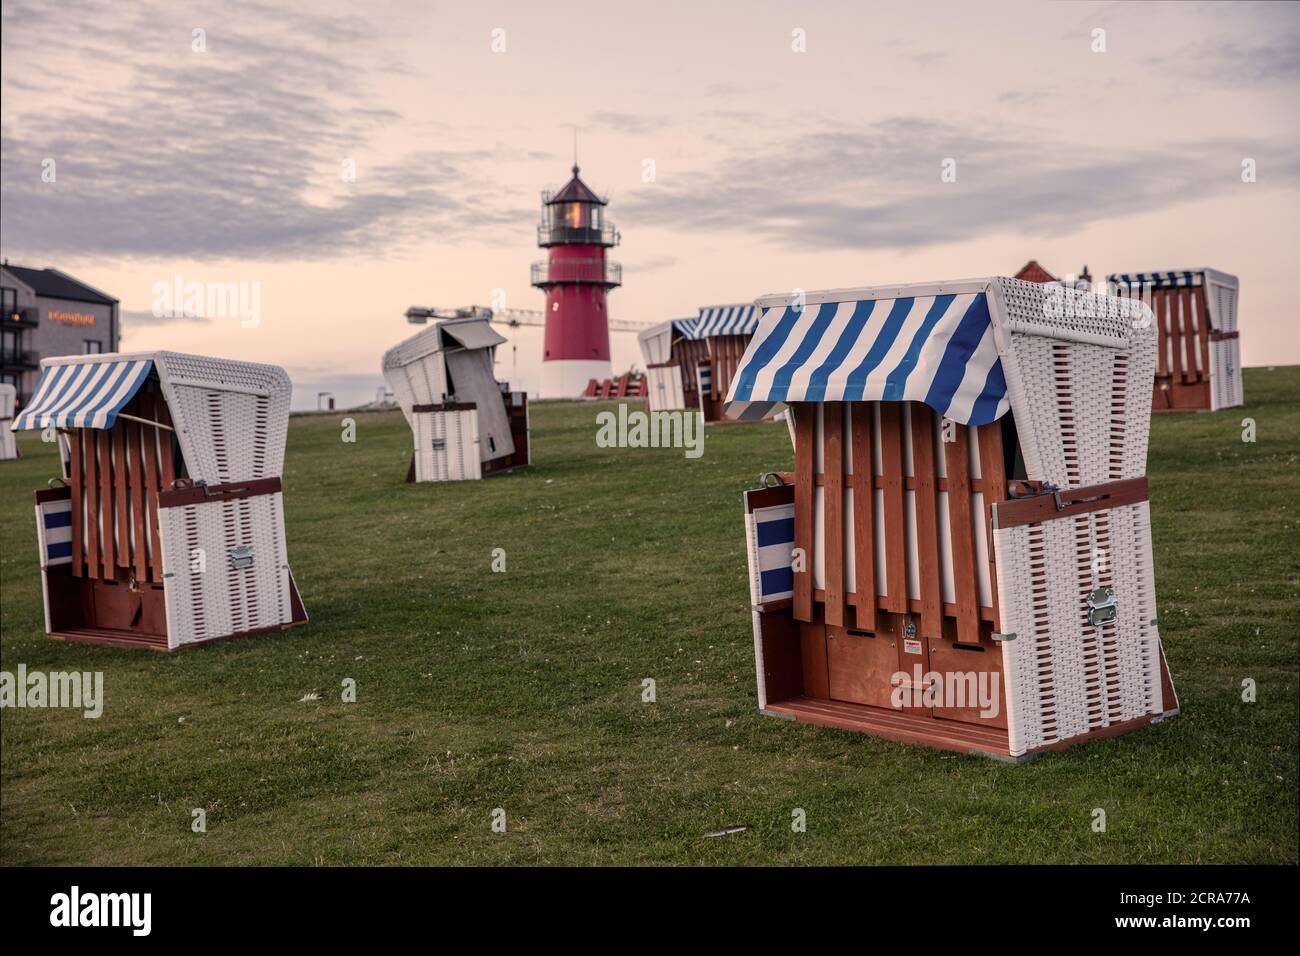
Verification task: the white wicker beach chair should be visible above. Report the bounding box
[382,318,530,482]
[637,305,763,421]
[1108,269,1242,412]
[731,278,1178,760]
[10,351,307,650]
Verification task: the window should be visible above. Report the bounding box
[84,340,103,354]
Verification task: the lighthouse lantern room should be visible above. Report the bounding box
[532,165,621,397]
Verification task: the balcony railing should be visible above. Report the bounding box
[536,221,620,247]
[531,259,622,288]
[0,348,39,370]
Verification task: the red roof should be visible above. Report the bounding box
[1014,260,1056,283]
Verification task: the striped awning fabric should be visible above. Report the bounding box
[681,304,761,340]
[671,318,699,338]
[39,497,73,566]
[1109,271,1204,289]
[752,502,794,602]
[724,291,1009,425]
[12,358,155,431]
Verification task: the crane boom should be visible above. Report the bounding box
[405,305,650,333]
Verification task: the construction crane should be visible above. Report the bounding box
[405,305,651,333]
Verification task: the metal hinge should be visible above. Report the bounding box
[991,631,1016,642]
[229,545,255,570]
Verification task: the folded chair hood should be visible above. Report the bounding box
[724,286,1008,425]
[684,304,762,339]
[12,357,154,431]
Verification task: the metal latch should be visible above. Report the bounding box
[1008,479,1065,511]
[430,438,447,450]
[229,545,255,570]
[1087,587,1116,627]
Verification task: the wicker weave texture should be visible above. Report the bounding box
[995,500,1163,756]
[412,408,480,481]
[1211,337,1244,411]
[159,492,293,647]
[156,352,291,483]
[990,280,1156,490]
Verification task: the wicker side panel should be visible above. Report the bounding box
[165,384,285,484]
[1000,332,1155,489]
[995,500,1163,756]
[1210,337,1244,411]
[412,408,479,482]
[159,492,293,647]
[156,354,291,481]
[991,279,1155,488]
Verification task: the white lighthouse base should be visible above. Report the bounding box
[542,359,612,399]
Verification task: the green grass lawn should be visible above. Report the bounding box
[2,367,1297,865]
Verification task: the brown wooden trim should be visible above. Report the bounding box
[69,431,84,577]
[745,483,795,513]
[764,695,1010,757]
[910,405,942,640]
[158,477,284,509]
[113,424,130,567]
[141,415,163,583]
[823,403,845,627]
[35,486,73,504]
[128,422,149,583]
[813,589,995,623]
[793,404,815,622]
[411,401,477,413]
[849,403,876,631]
[944,425,981,646]
[1169,289,1184,385]
[993,476,1149,529]
[977,421,1006,630]
[808,472,1001,494]
[1194,286,1212,380]
[878,403,907,614]
[156,393,176,489]
[97,430,114,577]
[49,616,307,653]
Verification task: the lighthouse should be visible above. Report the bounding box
[531,164,621,397]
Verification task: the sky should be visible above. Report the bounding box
[2,0,1297,408]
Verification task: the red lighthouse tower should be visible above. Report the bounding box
[531,164,621,397]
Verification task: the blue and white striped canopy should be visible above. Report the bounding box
[670,318,699,338]
[1109,271,1204,289]
[680,304,761,340]
[12,358,155,431]
[724,292,1009,425]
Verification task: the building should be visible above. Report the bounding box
[1,263,118,407]
[531,165,621,397]
[1013,260,1093,288]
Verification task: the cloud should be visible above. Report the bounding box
[0,0,518,261]
[618,117,1299,250]
[120,307,211,329]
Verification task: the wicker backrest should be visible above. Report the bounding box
[154,352,292,484]
[987,279,1156,489]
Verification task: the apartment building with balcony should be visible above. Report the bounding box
[0,262,119,407]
